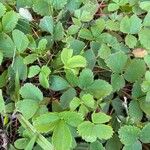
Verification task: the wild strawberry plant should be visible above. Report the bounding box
[0,0,150,150]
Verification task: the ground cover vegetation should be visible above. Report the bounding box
[0,0,150,149]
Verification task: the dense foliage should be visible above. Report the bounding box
[0,0,150,149]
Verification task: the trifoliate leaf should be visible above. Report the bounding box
[12,29,29,52]
[20,83,43,101]
[118,125,141,145]
[125,35,137,48]
[2,11,19,33]
[124,59,146,82]
[78,68,94,89]
[50,75,70,91]
[52,120,72,150]
[140,123,150,143]
[120,15,142,34]
[33,113,60,133]
[105,51,128,73]
[81,94,95,109]
[39,16,54,34]
[87,79,112,99]
[92,112,111,124]
[16,99,39,119]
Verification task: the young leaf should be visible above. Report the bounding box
[92,112,111,124]
[81,94,95,109]
[52,120,72,150]
[20,83,43,101]
[12,29,29,52]
[2,11,19,33]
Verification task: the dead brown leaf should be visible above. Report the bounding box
[132,48,148,58]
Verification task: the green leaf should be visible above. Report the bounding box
[139,1,150,11]
[60,111,84,127]
[70,97,81,111]
[60,88,76,109]
[28,65,40,78]
[124,59,146,82]
[61,48,73,66]
[140,123,150,143]
[25,135,37,150]
[24,54,38,65]
[12,29,29,52]
[143,12,150,26]
[0,90,5,114]
[16,99,39,119]
[105,51,128,73]
[0,33,15,58]
[125,34,137,48]
[120,15,142,34]
[77,121,97,142]
[14,138,30,149]
[0,2,6,18]
[54,22,64,41]
[78,68,94,89]
[33,0,53,16]
[111,73,125,91]
[139,28,150,50]
[20,83,43,101]
[87,79,112,99]
[108,3,119,12]
[92,112,111,124]
[106,20,120,31]
[0,51,3,65]
[2,11,19,33]
[39,72,49,89]
[52,120,72,150]
[90,141,105,150]
[118,125,141,145]
[68,25,80,35]
[98,44,111,60]
[123,141,142,150]
[33,112,60,133]
[79,28,94,40]
[139,98,150,116]
[50,75,70,91]
[81,94,95,109]
[95,124,113,140]
[67,55,87,68]
[129,100,143,123]
[39,16,53,34]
